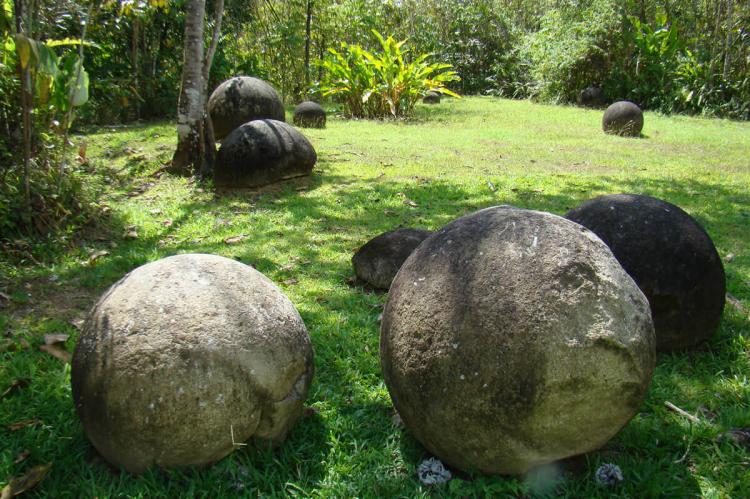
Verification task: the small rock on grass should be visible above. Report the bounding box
[417,457,452,486]
[595,463,624,487]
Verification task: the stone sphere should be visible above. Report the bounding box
[293,101,326,128]
[380,206,655,475]
[352,228,432,290]
[423,91,441,104]
[215,119,317,189]
[71,254,314,473]
[602,100,643,136]
[578,86,605,108]
[565,194,726,352]
[208,76,286,140]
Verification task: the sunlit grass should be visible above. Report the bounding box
[1,97,749,497]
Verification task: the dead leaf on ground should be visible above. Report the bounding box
[87,250,109,265]
[725,253,735,263]
[162,219,173,227]
[403,199,418,207]
[282,279,299,286]
[13,450,30,465]
[2,378,30,398]
[124,229,139,239]
[0,291,11,302]
[39,343,71,363]
[279,263,295,271]
[224,235,246,245]
[0,463,52,499]
[487,181,497,192]
[383,209,396,216]
[7,419,41,431]
[44,334,69,345]
[69,318,85,331]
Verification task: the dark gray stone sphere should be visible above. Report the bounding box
[208,77,285,140]
[578,86,605,108]
[565,194,726,352]
[602,101,643,136]
[381,206,655,475]
[293,101,326,128]
[215,119,316,189]
[423,91,441,104]
[352,228,433,290]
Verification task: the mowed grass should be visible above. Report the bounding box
[1,97,749,497]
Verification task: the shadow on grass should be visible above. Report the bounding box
[3,168,747,495]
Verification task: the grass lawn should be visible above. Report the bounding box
[1,96,749,497]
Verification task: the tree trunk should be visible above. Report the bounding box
[14,0,32,218]
[722,0,734,80]
[132,17,140,119]
[172,0,207,176]
[200,0,225,179]
[304,0,312,95]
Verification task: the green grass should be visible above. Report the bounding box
[1,97,749,497]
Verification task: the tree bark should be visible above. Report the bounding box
[304,0,312,95]
[172,0,207,176]
[200,0,225,179]
[722,0,734,80]
[14,0,32,218]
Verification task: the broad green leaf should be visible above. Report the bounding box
[71,68,89,106]
[14,33,39,69]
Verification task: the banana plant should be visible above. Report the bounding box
[318,30,460,119]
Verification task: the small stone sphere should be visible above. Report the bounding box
[381,206,655,475]
[602,101,644,136]
[423,91,441,104]
[208,76,286,140]
[293,101,326,128]
[352,228,433,290]
[71,254,314,473]
[565,194,726,352]
[215,119,317,189]
[578,86,605,108]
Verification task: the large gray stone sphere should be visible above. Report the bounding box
[215,119,317,189]
[381,206,655,475]
[565,194,726,352]
[71,254,314,473]
[602,101,644,136]
[352,228,432,290]
[208,76,285,140]
[293,101,326,128]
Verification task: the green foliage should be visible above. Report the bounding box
[521,0,623,103]
[0,153,100,239]
[318,30,459,118]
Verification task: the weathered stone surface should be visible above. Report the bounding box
[380,206,655,475]
[565,194,726,352]
[423,91,441,104]
[208,76,285,140]
[578,86,605,108]
[293,101,326,128]
[352,228,432,290]
[602,101,644,136]
[71,254,314,473]
[215,119,317,189]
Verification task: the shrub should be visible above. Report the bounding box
[318,30,459,119]
[520,0,623,104]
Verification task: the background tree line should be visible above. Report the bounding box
[0,0,747,237]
